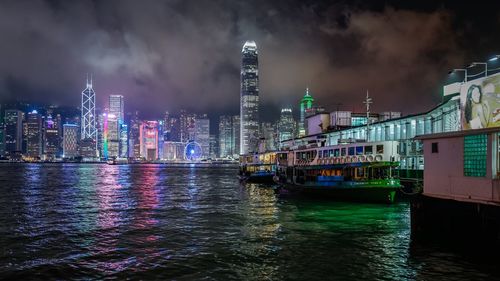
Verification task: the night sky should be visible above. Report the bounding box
[1,0,499,121]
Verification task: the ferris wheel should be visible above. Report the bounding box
[184,141,203,161]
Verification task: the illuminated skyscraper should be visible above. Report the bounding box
[4,109,23,155]
[194,115,210,159]
[299,88,314,137]
[63,124,78,158]
[140,121,159,161]
[240,40,259,154]
[231,115,240,157]
[260,122,277,151]
[109,95,124,121]
[277,107,296,147]
[120,124,128,158]
[129,110,141,158]
[81,76,97,154]
[106,113,120,158]
[26,110,42,159]
[44,114,62,160]
[218,115,232,157]
[179,110,196,143]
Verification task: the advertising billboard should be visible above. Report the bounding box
[460,73,500,130]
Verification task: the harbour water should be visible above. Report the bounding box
[0,164,499,280]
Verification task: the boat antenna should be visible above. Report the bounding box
[363,90,372,142]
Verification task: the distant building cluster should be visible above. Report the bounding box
[0,40,405,162]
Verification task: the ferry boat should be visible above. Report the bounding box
[275,140,402,203]
[239,151,277,183]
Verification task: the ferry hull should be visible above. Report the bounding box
[240,173,275,184]
[280,184,398,203]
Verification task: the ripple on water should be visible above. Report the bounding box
[0,164,499,280]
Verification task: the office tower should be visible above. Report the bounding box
[81,76,97,156]
[4,109,23,155]
[168,117,180,142]
[299,88,314,137]
[240,40,259,154]
[103,112,119,159]
[260,122,277,152]
[218,115,232,157]
[179,110,196,143]
[109,95,124,121]
[140,121,159,161]
[232,115,240,157]
[194,115,210,159]
[209,134,217,159]
[79,138,97,159]
[129,111,141,158]
[63,124,79,158]
[26,110,42,159]
[277,108,296,147]
[120,124,128,158]
[44,114,60,160]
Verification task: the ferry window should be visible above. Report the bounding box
[356,146,363,155]
[364,145,373,155]
[318,151,322,158]
[329,149,334,157]
[341,148,347,156]
[348,147,355,156]
[464,134,487,177]
[431,142,438,153]
[356,167,365,178]
[376,145,384,154]
[334,149,340,157]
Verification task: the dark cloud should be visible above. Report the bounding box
[0,0,498,120]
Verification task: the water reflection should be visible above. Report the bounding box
[237,183,281,280]
[0,164,499,280]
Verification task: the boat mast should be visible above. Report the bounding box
[363,90,372,142]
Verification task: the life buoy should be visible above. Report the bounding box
[358,155,366,162]
[345,157,351,163]
[366,155,374,162]
[339,157,345,164]
[375,154,383,162]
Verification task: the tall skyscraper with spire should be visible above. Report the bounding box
[240,40,259,154]
[299,87,314,137]
[81,75,97,153]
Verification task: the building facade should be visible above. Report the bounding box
[81,77,97,154]
[194,115,210,159]
[240,40,259,155]
[109,95,124,121]
[63,124,79,158]
[43,114,60,160]
[277,108,296,147]
[26,110,42,159]
[4,109,23,155]
[140,121,159,161]
[218,115,232,157]
[299,88,314,137]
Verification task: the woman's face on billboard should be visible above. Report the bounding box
[471,87,481,103]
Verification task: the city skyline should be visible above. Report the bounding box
[1,1,500,121]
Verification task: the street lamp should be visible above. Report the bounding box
[448,68,468,82]
[468,62,488,77]
[488,55,500,62]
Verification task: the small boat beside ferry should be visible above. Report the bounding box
[239,151,277,183]
[275,140,402,203]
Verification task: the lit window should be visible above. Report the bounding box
[464,134,487,177]
[376,145,384,154]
